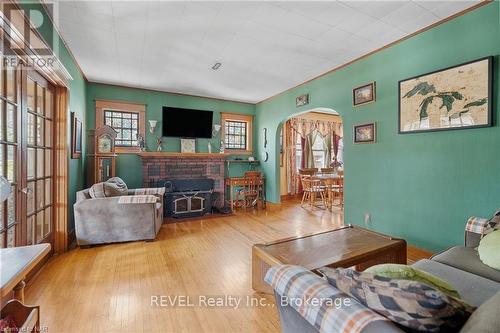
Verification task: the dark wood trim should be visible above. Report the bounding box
[258,0,493,104]
[53,86,69,254]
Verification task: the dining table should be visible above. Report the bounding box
[311,173,343,208]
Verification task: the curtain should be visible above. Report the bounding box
[285,121,298,195]
[304,130,318,168]
[323,133,332,167]
[332,133,341,158]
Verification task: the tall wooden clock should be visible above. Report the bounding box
[87,125,118,184]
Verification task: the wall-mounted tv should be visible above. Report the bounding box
[162,106,213,138]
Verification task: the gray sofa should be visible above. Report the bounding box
[272,222,500,333]
[74,188,163,246]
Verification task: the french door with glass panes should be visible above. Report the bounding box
[26,71,54,247]
[0,60,55,248]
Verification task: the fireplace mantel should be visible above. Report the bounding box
[138,152,227,159]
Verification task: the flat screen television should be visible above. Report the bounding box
[162,106,213,138]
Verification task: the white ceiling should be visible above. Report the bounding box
[52,0,480,103]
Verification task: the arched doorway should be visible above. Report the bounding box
[276,107,344,211]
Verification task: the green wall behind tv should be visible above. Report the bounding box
[255,2,500,252]
[86,83,256,188]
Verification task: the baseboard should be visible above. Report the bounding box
[280,193,302,201]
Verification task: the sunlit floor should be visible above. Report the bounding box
[25,200,344,333]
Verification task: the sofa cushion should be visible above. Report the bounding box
[460,291,500,333]
[365,264,460,298]
[319,267,475,332]
[432,246,500,283]
[413,259,500,307]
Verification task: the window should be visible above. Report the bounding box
[104,111,139,147]
[311,134,326,168]
[95,100,145,153]
[296,132,338,171]
[221,113,253,154]
[225,120,247,150]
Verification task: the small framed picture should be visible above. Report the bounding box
[353,82,376,106]
[296,93,309,107]
[180,138,196,153]
[71,112,82,158]
[353,123,376,144]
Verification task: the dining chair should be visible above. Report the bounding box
[300,175,326,209]
[330,177,344,208]
[236,176,261,209]
[244,171,262,178]
[299,168,318,176]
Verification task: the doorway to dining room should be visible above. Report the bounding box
[278,108,344,211]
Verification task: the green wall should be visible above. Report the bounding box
[20,1,87,234]
[255,3,500,252]
[86,83,256,188]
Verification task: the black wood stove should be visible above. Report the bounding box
[158,178,214,218]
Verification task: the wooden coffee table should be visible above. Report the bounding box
[252,225,406,294]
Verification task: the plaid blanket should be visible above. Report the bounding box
[265,265,387,333]
[133,187,166,196]
[465,216,490,234]
[118,195,158,204]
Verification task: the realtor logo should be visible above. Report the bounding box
[1,1,59,68]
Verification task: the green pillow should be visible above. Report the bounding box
[478,229,500,270]
[365,264,460,298]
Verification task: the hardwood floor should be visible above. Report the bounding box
[24,201,428,333]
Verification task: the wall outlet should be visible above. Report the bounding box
[364,213,371,226]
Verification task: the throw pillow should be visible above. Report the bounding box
[89,182,106,198]
[318,267,475,332]
[483,209,500,237]
[104,177,128,197]
[478,229,500,270]
[88,178,128,198]
[365,264,460,298]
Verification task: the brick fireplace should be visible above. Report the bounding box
[139,152,226,207]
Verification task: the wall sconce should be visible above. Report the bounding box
[212,124,221,137]
[148,120,158,134]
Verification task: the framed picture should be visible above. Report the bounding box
[353,82,375,106]
[296,93,309,107]
[399,57,492,134]
[71,112,82,159]
[180,138,196,153]
[353,123,376,144]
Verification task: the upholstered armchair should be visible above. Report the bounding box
[74,185,164,246]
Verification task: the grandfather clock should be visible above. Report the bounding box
[87,125,118,184]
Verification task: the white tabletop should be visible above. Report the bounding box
[0,243,51,297]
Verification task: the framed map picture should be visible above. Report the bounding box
[399,57,492,134]
[353,123,376,144]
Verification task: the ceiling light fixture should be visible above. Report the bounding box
[212,62,222,70]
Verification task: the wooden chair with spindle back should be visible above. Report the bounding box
[298,168,318,176]
[320,168,335,174]
[237,171,263,209]
[300,174,326,209]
